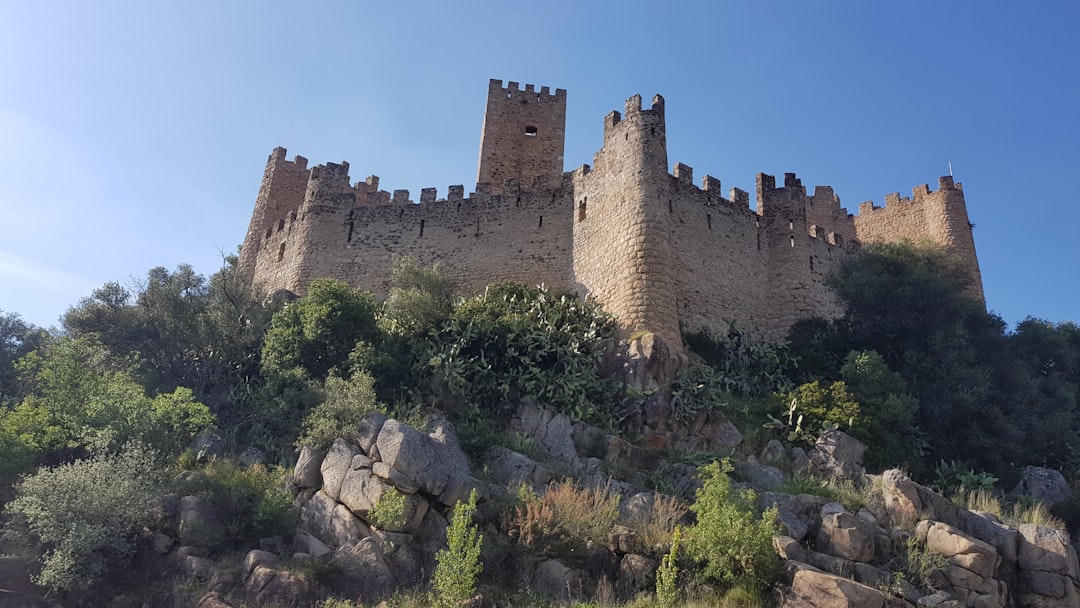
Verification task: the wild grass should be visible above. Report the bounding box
[622,493,689,553]
[778,471,868,512]
[506,481,619,558]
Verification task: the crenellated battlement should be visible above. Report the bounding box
[240,79,983,345]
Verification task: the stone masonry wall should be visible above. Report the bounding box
[239,81,984,348]
[476,79,567,194]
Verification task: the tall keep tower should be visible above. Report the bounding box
[476,79,567,193]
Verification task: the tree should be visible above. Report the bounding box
[381,256,456,336]
[0,310,47,405]
[261,279,379,380]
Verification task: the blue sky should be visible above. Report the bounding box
[1,1,1077,330]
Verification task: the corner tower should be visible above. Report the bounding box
[476,79,566,193]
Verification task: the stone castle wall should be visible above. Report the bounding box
[238,79,983,345]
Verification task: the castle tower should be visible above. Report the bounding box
[572,94,683,351]
[853,176,984,302]
[476,79,567,193]
[237,147,311,287]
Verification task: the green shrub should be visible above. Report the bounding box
[3,443,163,593]
[380,256,456,336]
[370,488,408,530]
[297,370,386,450]
[426,283,622,427]
[683,321,797,398]
[778,471,868,512]
[684,461,780,592]
[656,526,681,607]
[172,459,296,549]
[433,489,483,608]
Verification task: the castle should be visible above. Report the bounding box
[237,79,982,349]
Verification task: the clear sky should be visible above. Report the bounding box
[1,1,1077,330]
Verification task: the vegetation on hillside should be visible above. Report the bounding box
[1,244,1079,606]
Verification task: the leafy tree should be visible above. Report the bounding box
[1,336,214,475]
[381,256,456,336]
[63,258,275,411]
[839,350,923,470]
[4,443,163,594]
[296,370,386,450]
[426,282,622,426]
[0,310,47,405]
[261,279,379,380]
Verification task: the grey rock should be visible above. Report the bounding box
[293,446,327,489]
[531,558,589,601]
[1012,466,1072,509]
[372,461,419,494]
[244,565,318,608]
[332,537,397,600]
[191,426,226,460]
[355,411,388,455]
[509,400,582,471]
[809,429,867,481]
[338,467,392,516]
[293,531,332,559]
[734,460,786,491]
[817,505,877,562]
[784,561,886,608]
[617,554,657,596]
[151,532,174,555]
[240,549,280,580]
[484,446,553,490]
[1018,524,1080,579]
[178,495,225,548]
[320,438,361,501]
[300,490,370,547]
[376,419,471,498]
[180,555,216,581]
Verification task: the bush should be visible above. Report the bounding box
[427,283,622,427]
[3,443,163,593]
[507,481,620,558]
[172,459,296,549]
[370,488,407,530]
[296,370,387,450]
[683,321,797,398]
[684,461,780,592]
[656,526,681,607]
[433,489,483,608]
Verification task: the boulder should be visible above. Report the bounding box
[1012,467,1072,509]
[178,495,225,548]
[484,446,553,490]
[618,332,685,394]
[882,469,960,530]
[783,561,886,608]
[332,537,397,600]
[321,439,362,501]
[338,467,393,515]
[917,520,999,580]
[760,492,830,542]
[293,446,327,489]
[817,503,877,563]
[509,400,581,471]
[300,490,370,547]
[1017,524,1080,579]
[243,565,318,608]
[375,419,471,498]
[240,550,280,580]
[191,426,226,460]
[195,592,235,608]
[356,412,388,455]
[734,460,786,491]
[617,554,657,597]
[531,559,589,601]
[293,531,332,559]
[809,430,867,481]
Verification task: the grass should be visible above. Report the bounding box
[959,490,1067,532]
[778,472,868,512]
[505,481,620,558]
[622,493,689,553]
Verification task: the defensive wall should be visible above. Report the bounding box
[237,79,983,348]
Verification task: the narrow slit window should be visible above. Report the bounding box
[757,234,761,250]
[419,219,425,237]
[264,228,272,240]
[790,235,795,248]
[578,200,587,222]
[525,126,537,137]
[277,219,285,232]
[809,256,814,271]
[538,215,543,228]
[277,242,286,262]
[707,214,712,230]
[789,220,794,231]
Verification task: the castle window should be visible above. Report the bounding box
[290,210,297,222]
[707,214,712,230]
[789,220,794,232]
[538,215,543,228]
[278,219,285,232]
[525,126,537,137]
[790,235,795,248]
[265,228,272,240]
[277,242,286,262]
[810,256,814,271]
[419,219,425,237]
[578,200,587,222]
